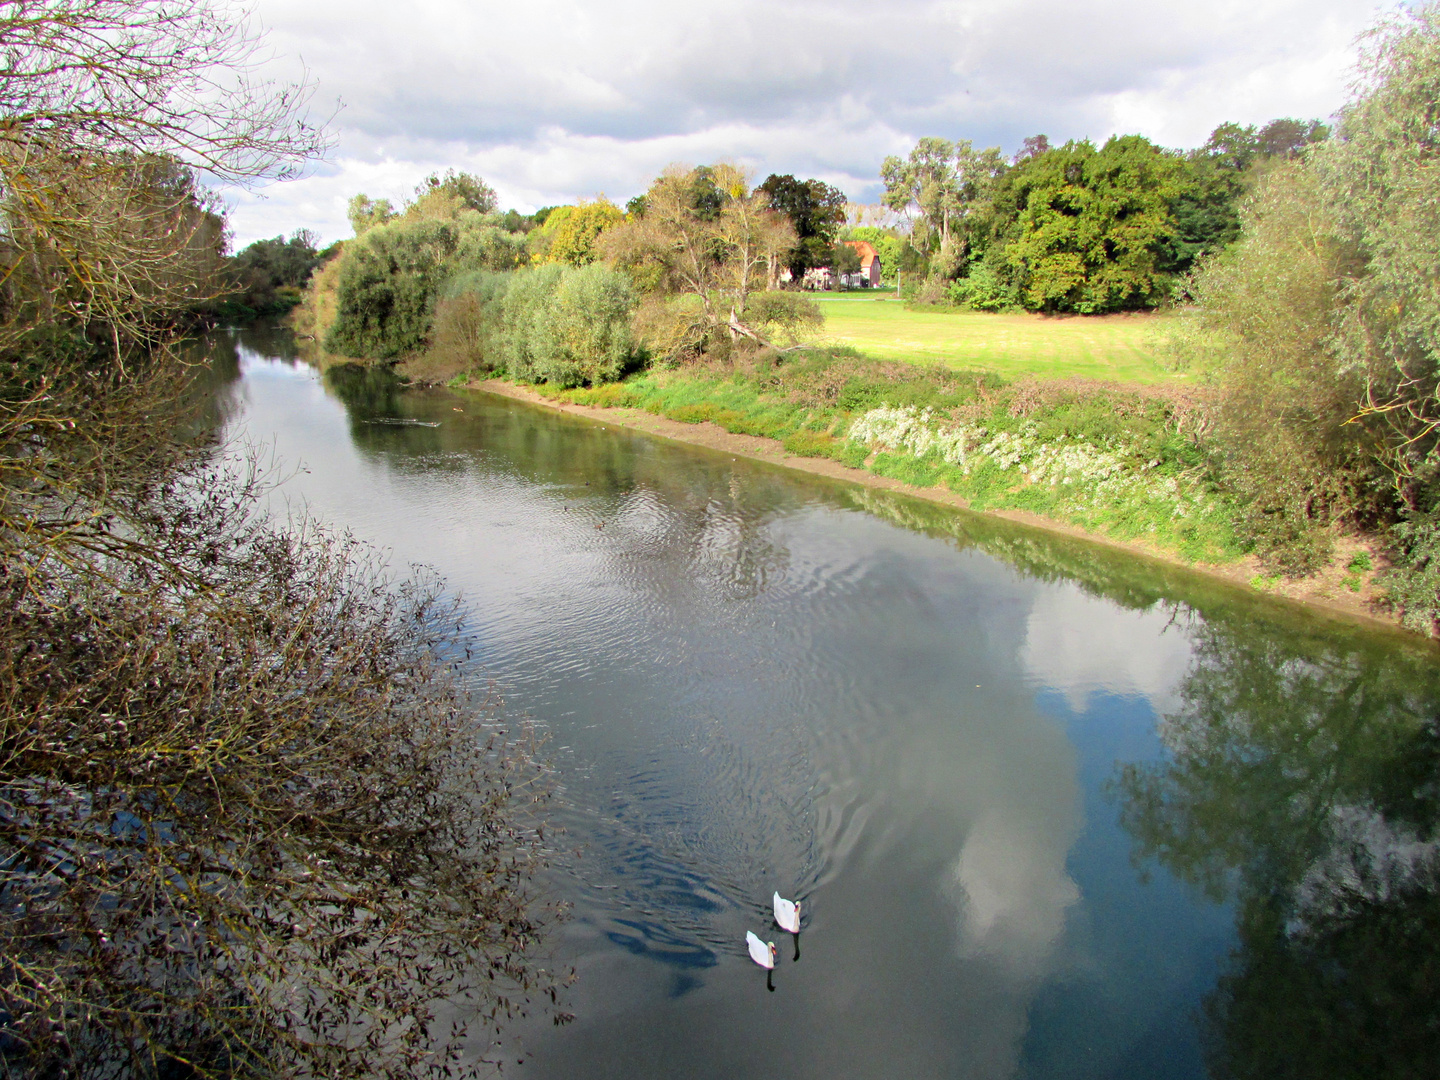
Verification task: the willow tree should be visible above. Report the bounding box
[1,3,569,1075]
[1178,2,1440,618]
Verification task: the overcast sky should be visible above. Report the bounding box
[223,0,1394,248]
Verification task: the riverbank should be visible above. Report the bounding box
[472,376,1405,636]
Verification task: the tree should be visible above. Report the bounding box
[325,172,523,358]
[830,240,862,278]
[758,173,846,281]
[985,135,1187,313]
[1013,134,1050,164]
[1179,4,1440,606]
[1315,5,1440,500]
[0,3,568,1073]
[502,262,638,385]
[880,137,1006,263]
[601,164,803,355]
[347,193,396,235]
[0,0,329,357]
[545,198,625,266]
[221,230,323,318]
[408,169,498,219]
[1162,118,1331,274]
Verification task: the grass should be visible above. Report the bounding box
[805,295,1180,384]
[526,347,1243,566]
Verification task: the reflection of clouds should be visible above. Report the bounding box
[1021,583,1195,713]
[950,810,1080,982]
[1293,805,1440,933]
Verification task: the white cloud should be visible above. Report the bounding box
[1020,583,1197,713]
[225,0,1395,246]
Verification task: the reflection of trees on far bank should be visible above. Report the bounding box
[319,366,800,601]
[1112,620,1440,1078]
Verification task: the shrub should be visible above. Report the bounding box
[428,270,512,376]
[325,217,459,358]
[1,337,568,1074]
[948,263,1015,311]
[503,264,639,386]
[1184,164,1373,573]
[743,290,824,345]
[1381,511,1440,632]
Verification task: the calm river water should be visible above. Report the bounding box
[210,327,1440,1079]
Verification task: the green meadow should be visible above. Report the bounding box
[806,295,1180,384]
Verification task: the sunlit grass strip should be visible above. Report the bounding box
[849,405,1240,562]
[531,373,1243,565]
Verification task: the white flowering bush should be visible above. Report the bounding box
[845,406,1233,555]
[846,405,980,470]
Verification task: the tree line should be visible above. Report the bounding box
[295,114,1334,382]
[877,120,1328,313]
[290,1,1440,631]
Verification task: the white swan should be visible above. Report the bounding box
[773,892,801,934]
[746,930,777,970]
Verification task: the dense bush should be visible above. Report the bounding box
[1180,3,1440,596]
[428,270,512,376]
[985,135,1189,314]
[324,217,461,358]
[215,230,325,321]
[322,173,533,360]
[1181,164,1373,573]
[503,263,638,386]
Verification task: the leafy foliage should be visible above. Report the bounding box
[325,217,461,358]
[542,199,625,267]
[1181,163,1371,572]
[325,180,527,359]
[983,135,1189,313]
[217,230,323,320]
[758,174,847,280]
[601,164,800,357]
[427,270,513,377]
[502,263,639,386]
[1180,2,1440,601]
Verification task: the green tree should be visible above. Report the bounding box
[758,173,847,280]
[987,135,1187,313]
[325,172,523,358]
[1163,118,1330,274]
[1180,4,1440,608]
[1175,163,1368,572]
[220,230,323,318]
[880,138,1006,269]
[412,169,498,215]
[429,269,512,374]
[502,263,638,385]
[347,193,395,236]
[325,217,461,358]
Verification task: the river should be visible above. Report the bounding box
[208,326,1440,1079]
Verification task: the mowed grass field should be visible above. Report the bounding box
[807,294,1180,384]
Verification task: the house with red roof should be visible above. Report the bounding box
[783,240,885,290]
[842,240,882,288]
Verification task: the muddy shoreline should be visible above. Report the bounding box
[469,377,1418,640]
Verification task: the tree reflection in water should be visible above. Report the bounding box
[1113,621,1440,1079]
